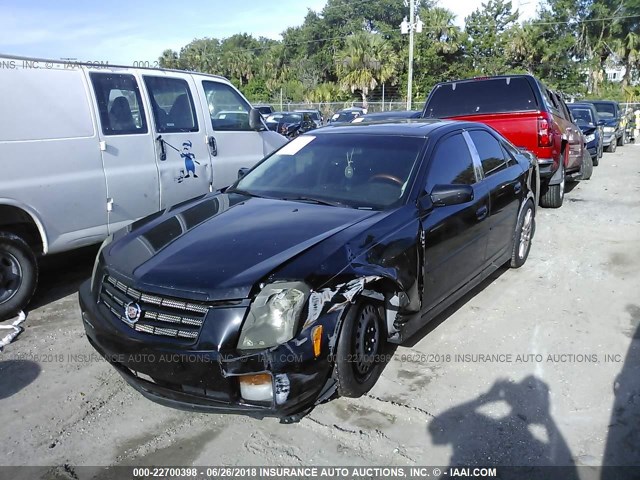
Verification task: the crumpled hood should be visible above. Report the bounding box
[103,193,375,301]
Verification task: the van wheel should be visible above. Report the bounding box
[0,233,38,320]
[334,302,386,398]
[511,200,535,268]
[540,166,564,209]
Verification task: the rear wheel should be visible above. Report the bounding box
[511,200,535,268]
[334,302,387,398]
[0,233,38,320]
[540,164,564,208]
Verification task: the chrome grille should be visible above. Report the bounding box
[99,275,208,341]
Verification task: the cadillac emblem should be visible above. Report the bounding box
[123,302,142,325]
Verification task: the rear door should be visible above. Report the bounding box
[194,78,267,190]
[142,73,212,209]
[421,131,490,310]
[467,129,522,261]
[88,71,160,234]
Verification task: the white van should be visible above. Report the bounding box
[0,55,287,318]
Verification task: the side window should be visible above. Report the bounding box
[469,130,509,177]
[203,81,251,131]
[541,88,558,113]
[90,73,147,135]
[501,143,519,167]
[426,133,476,191]
[143,76,198,133]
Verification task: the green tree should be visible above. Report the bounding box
[465,0,520,76]
[336,32,397,107]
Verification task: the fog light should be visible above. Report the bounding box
[239,373,273,402]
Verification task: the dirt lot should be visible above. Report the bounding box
[1,144,639,475]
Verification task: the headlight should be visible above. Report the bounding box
[603,126,615,133]
[238,281,310,349]
[585,133,595,143]
[91,235,113,287]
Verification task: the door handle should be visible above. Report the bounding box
[476,205,488,221]
[208,136,218,157]
[514,181,522,194]
[156,135,166,161]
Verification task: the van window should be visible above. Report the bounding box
[90,73,148,135]
[203,81,252,131]
[144,76,199,133]
[425,77,538,118]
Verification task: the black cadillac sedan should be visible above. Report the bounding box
[79,120,538,421]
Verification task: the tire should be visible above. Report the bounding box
[592,153,599,167]
[511,200,535,268]
[540,164,564,208]
[617,133,624,146]
[334,302,387,398]
[606,140,617,153]
[0,233,38,320]
[581,151,593,180]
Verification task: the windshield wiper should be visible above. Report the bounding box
[226,188,262,198]
[282,196,345,207]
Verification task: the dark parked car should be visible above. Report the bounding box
[265,112,315,138]
[422,75,584,208]
[568,102,603,165]
[294,109,324,128]
[351,110,422,123]
[587,100,624,152]
[80,120,538,420]
[254,104,275,117]
[328,107,366,124]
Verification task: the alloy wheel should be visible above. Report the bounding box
[519,208,533,259]
[0,251,22,304]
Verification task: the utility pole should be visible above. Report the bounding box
[401,1,423,111]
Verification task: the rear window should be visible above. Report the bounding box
[424,77,539,118]
[592,103,617,119]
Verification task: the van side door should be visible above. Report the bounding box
[195,79,271,190]
[143,74,212,209]
[88,71,161,234]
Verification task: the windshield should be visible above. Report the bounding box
[266,113,302,123]
[232,134,425,209]
[568,107,595,126]
[592,103,616,118]
[425,77,538,117]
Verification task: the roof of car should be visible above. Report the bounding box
[310,119,483,137]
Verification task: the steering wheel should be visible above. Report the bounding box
[368,173,403,186]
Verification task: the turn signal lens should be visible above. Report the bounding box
[312,325,323,358]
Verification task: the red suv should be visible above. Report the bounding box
[422,75,584,207]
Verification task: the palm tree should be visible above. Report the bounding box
[336,32,397,108]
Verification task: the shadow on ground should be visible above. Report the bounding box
[29,245,99,310]
[0,360,41,400]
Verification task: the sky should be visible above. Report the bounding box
[0,0,540,65]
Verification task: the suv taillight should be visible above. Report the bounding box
[538,115,553,147]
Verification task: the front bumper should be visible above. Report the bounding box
[602,133,616,147]
[79,280,335,418]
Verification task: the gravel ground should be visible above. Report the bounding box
[1,145,639,476]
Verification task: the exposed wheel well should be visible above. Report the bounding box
[0,205,43,255]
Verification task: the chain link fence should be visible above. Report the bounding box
[271,101,414,119]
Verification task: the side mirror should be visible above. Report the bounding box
[249,108,265,131]
[430,184,474,207]
[238,167,250,179]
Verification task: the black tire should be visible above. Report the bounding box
[617,133,624,146]
[606,140,617,153]
[334,302,387,398]
[592,154,599,167]
[581,151,593,180]
[0,233,38,320]
[511,200,535,268]
[540,164,564,208]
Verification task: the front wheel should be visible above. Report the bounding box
[511,200,535,268]
[0,233,38,320]
[606,141,617,153]
[334,302,387,398]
